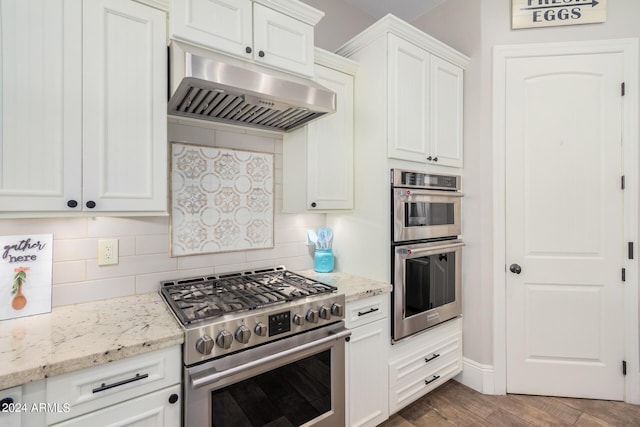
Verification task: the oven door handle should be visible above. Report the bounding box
[398,241,465,257]
[395,189,464,199]
[190,328,352,390]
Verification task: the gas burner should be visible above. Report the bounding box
[160,266,336,326]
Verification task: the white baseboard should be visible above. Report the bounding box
[454,357,498,395]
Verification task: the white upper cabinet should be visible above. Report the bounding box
[430,55,464,168]
[0,0,167,216]
[283,49,357,212]
[387,34,430,164]
[170,0,322,77]
[0,0,82,212]
[83,0,167,213]
[336,16,469,171]
[387,34,464,168]
[170,0,253,58]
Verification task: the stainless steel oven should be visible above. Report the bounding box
[392,239,463,341]
[392,170,462,242]
[160,267,349,427]
[185,323,349,427]
[391,169,463,342]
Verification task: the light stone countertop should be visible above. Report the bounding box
[298,269,392,302]
[0,292,183,390]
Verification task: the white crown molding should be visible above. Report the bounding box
[253,0,324,25]
[314,47,359,75]
[336,13,470,68]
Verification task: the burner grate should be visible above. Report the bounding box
[161,267,336,325]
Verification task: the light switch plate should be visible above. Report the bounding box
[98,239,119,266]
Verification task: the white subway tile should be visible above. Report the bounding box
[276,242,300,259]
[52,276,135,307]
[214,129,276,153]
[245,247,278,262]
[86,254,178,280]
[0,218,87,239]
[53,239,96,262]
[86,217,169,237]
[135,268,214,294]
[136,234,170,255]
[52,261,86,284]
[279,255,313,271]
[168,122,215,145]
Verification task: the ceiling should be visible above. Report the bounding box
[342,0,450,22]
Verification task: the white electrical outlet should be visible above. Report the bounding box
[98,239,119,266]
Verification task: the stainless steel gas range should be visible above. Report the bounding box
[160,266,349,427]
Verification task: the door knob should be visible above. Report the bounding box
[509,264,522,274]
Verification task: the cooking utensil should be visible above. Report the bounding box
[317,228,326,249]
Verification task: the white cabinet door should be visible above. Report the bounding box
[170,0,252,59]
[83,0,167,212]
[282,54,355,212]
[430,56,463,168]
[50,385,181,427]
[252,3,314,77]
[387,34,430,163]
[346,317,389,427]
[0,0,82,212]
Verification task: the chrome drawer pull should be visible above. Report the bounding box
[357,307,379,317]
[425,375,440,385]
[424,353,440,363]
[92,373,148,394]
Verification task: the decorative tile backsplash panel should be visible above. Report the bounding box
[171,143,274,256]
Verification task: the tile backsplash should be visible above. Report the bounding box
[0,120,324,307]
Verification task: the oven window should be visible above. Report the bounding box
[211,350,331,426]
[405,251,456,317]
[405,202,454,227]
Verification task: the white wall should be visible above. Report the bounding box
[0,120,323,307]
[413,0,640,370]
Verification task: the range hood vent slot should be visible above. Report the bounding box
[168,42,336,132]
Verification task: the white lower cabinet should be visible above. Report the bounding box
[345,294,390,427]
[388,317,462,414]
[50,384,181,427]
[46,346,181,426]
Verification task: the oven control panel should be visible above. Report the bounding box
[184,294,346,365]
[269,311,291,336]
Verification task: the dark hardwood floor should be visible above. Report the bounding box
[380,380,640,426]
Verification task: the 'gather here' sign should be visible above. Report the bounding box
[512,0,607,29]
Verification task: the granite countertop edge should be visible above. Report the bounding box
[297,269,392,303]
[0,292,183,391]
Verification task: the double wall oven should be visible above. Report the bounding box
[160,267,349,426]
[391,169,464,342]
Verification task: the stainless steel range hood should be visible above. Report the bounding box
[168,41,336,132]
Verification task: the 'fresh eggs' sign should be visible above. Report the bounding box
[0,234,52,320]
[512,0,606,29]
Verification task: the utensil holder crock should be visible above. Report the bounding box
[314,248,334,273]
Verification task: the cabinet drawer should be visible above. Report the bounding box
[389,354,462,413]
[50,384,181,427]
[345,294,390,329]
[46,346,181,424]
[388,321,462,414]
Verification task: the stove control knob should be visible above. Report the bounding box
[254,322,267,336]
[331,303,344,317]
[235,325,251,344]
[195,335,215,355]
[216,330,233,349]
[319,305,331,320]
[292,313,304,326]
[306,309,318,323]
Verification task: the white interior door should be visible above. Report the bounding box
[505,52,625,400]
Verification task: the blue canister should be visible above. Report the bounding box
[314,248,335,273]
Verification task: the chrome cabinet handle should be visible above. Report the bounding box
[92,373,148,393]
